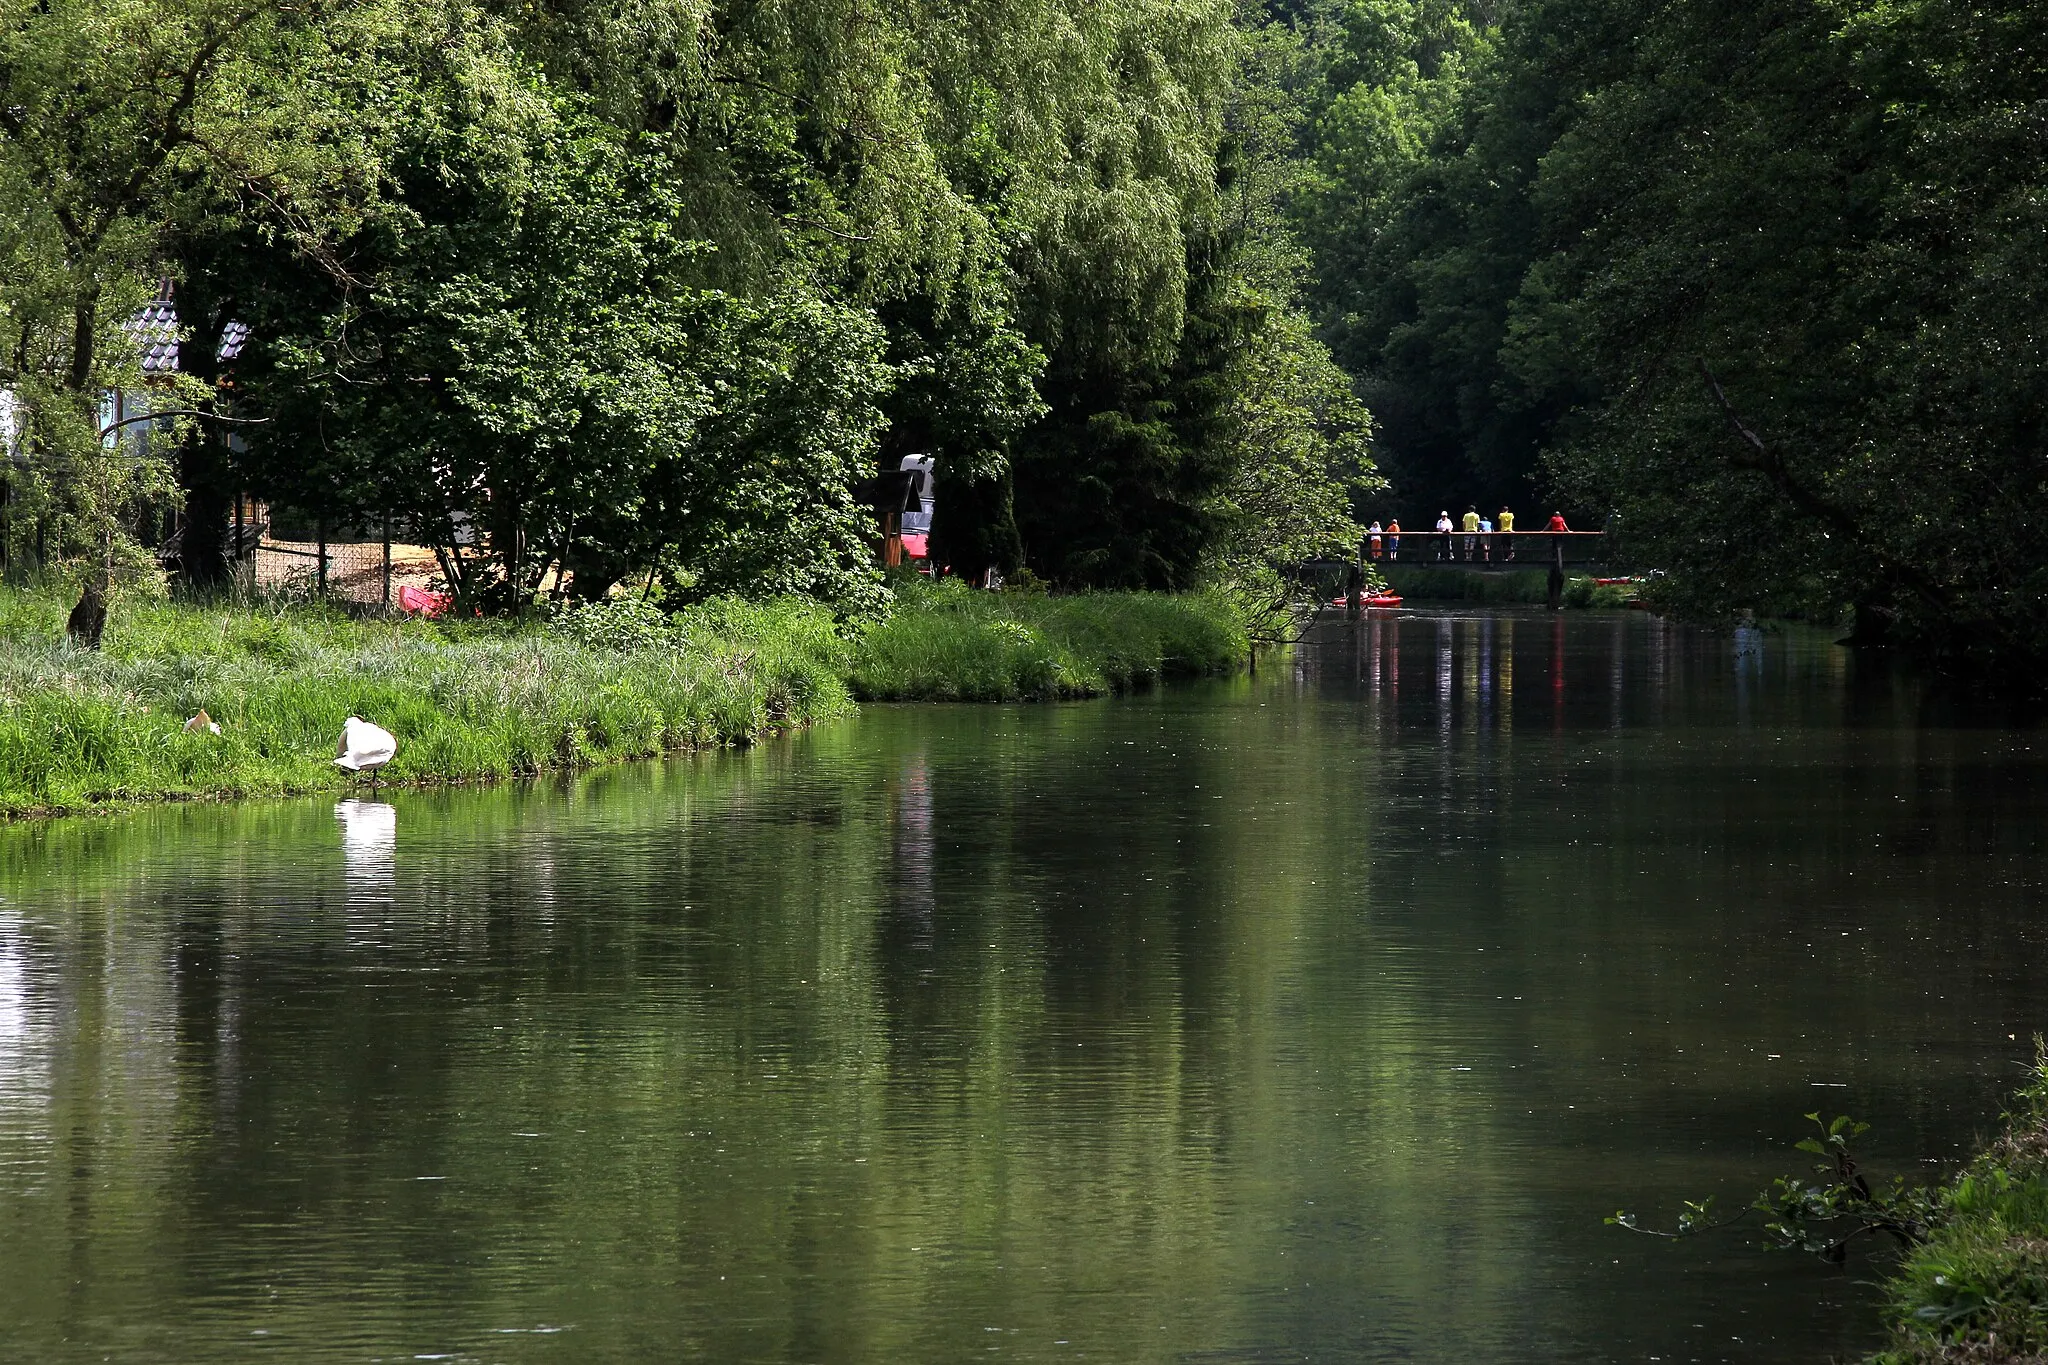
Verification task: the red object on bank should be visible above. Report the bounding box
[398,584,451,617]
[900,532,930,559]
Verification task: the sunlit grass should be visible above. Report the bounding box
[0,589,852,817]
[0,581,1247,816]
[846,579,1248,702]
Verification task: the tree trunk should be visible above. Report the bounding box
[65,579,107,648]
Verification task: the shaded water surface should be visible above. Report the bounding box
[4,610,2047,1363]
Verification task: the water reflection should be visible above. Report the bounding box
[336,799,396,897]
[0,921,47,1123]
[1,612,2045,1364]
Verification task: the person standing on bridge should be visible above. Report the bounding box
[1479,512,1494,563]
[1368,520,1384,560]
[1386,518,1401,561]
[1435,511,1453,561]
[1461,506,1481,561]
[1498,506,1515,559]
[1545,511,1570,560]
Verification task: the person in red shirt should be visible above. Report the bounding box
[1543,512,1572,609]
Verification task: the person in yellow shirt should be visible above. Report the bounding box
[1460,506,1480,561]
[1498,506,1515,560]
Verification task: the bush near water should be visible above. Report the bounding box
[848,578,1248,702]
[1381,566,1636,610]
[1867,1049,2048,1364]
[0,584,1246,818]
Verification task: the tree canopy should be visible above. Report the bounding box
[1298,0,2047,672]
[1,0,1375,624]
[8,0,2038,674]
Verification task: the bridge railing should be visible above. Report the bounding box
[1367,530,1608,569]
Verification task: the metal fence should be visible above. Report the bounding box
[250,536,442,607]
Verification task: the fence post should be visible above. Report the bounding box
[382,514,392,609]
[317,517,328,596]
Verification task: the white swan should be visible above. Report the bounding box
[335,716,398,780]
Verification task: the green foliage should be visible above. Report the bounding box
[1383,566,1549,604]
[0,581,1244,815]
[546,595,674,653]
[4,0,1384,619]
[1376,566,1632,607]
[1608,1110,1939,1264]
[846,578,1248,701]
[1527,0,2048,675]
[1755,1114,1944,1262]
[0,0,448,606]
[1870,1041,2048,1363]
[1605,1044,2048,1363]
[1297,0,1572,516]
[1295,0,2048,676]
[0,584,853,816]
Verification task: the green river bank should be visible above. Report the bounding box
[0,581,1247,819]
[1861,1055,2048,1364]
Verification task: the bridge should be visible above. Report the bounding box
[1365,529,1610,570]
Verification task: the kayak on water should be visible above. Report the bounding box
[1327,595,1405,609]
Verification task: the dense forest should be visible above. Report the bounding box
[3,0,2043,671]
[1294,0,2045,670]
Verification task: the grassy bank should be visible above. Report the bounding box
[1868,1055,2048,1363]
[847,579,1248,701]
[0,583,1246,817]
[1382,564,1637,608]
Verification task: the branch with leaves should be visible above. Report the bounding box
[1609,1112,1943,1264]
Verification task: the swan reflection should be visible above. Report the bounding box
[336,799,397,910]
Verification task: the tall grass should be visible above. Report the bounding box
[0,581,1248,816]
[1868,1046,2048,1363]
[0,590,851,817]
[846,579,1249,701]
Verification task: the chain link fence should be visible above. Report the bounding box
[248,534,441,607]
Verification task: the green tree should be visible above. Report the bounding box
[1526,0,2048,668]
[0,0,462,628]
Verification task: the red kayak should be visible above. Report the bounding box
[1328,595,1405,609]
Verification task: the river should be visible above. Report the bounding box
[3,608,2046,1363]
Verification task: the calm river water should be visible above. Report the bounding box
[4,609,2047,1363]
